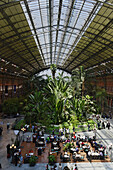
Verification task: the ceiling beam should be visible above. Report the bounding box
[71,40,113,71]
[54,0,63,63]
[0,36,36,72]
[23,0,45,65]
[1,8,41,70]
[65,18,113,70]
[56,0,75,65]
[31,66,71,77]
[64,1,101,69]
[49,0,53,64]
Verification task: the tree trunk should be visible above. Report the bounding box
[52,71,55,79]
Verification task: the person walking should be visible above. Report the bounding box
[7,122,10,130]
[107,121,110,129]
[19,155,23,167]
[0,163,2,169]
[15,154,18,166]
[58,163,62,170]
[46,164,49,170]
[97,121,100,130]
[74,164,78,170]
[102,121,105,129]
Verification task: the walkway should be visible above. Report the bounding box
[3,162,113,170]
[0,118,16,169]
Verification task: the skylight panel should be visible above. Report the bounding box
[21,0,104,67]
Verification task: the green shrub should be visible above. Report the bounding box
[14,119,25,130]
[29,156,37,166]
[2,98,19,115]
[48,155,55,164]
[2,97,27,116]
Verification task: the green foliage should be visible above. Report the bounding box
[24,91,47,124]
[71,95,97,122]
[44,73,72,124]
[2,96,27,115]
[29,156,37,166]
[63,143,72,151]
[71,66,85,97]
[21,65,99,128]
[48,155,55,163]
[2,98,19,115]
[14,119,25,129]
[50,64,57,71]
[50,64,57,79]
[96,87,107,114]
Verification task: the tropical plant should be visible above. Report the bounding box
[2,98,19,116]
[50,64,57,79]
[63,143,73,152]
[96,87,107,115]
[44,73,72,124]
[71,95,97,122]
[24,90,47,124]
[71,66,85,97]
[29,155,37,166]
[31,74,47,91]
[48,155,55,164]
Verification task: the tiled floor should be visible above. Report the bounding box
[0,117,113,170]
[20,140,110,163]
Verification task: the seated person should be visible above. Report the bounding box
[76,140,80,148]
[54,135,57,140]
[51,143,54,149]
[94,141,98,146]
[100,151,104,159]
[72,152,76,159]
[81,141,84,146]
[46,136,50,143]
[57,141,60,147]
[63,166,70,170]
[75,147,79,153]
[29,149,33,154]
[67,139,70,142]
[38,147,42,155]
[90,140,93,147]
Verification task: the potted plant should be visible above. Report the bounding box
[48,155,55,165]
[29,155,37,166]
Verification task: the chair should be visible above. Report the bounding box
[81,156,84,161]
[80,148,83,152]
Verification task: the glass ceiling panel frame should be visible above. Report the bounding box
[20,0,103,68]
[1,0,113,77]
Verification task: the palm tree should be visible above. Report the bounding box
[96,88,107,116]
[50,64,57,79]
[71,66,85,98]
[44,74,72,124]
[24,90,47,124]
[31,74,47,91]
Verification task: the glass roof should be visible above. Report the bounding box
[0,0,113,77]
[20,0,102,67]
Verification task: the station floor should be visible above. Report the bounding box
[1,117,113,170]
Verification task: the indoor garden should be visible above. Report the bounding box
[2,65,100,132]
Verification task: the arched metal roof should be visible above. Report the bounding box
[0,0,113,77]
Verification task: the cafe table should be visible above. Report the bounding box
[53,142,57,146]
[76,154,81,158]
[29,152,34,156]
[70,148,76,152]
[98,148,103,151]
[54,147,59,151]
